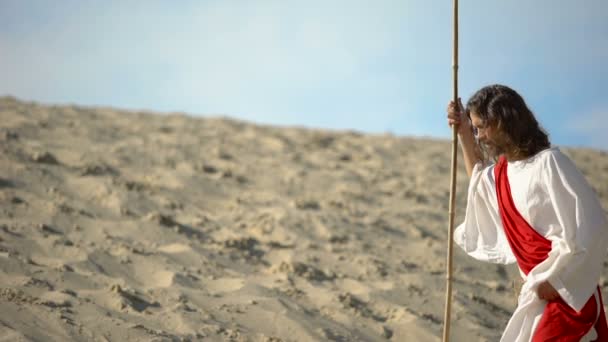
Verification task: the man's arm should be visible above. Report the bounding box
[537,281,560,301]
[459,129,481,178]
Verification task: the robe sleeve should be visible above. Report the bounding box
[454,162,516,264]
[537,150,608,311]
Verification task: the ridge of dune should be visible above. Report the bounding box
[1,95,607,341]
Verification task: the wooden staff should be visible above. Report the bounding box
[442,0,459,340]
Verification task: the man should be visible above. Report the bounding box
[446,84,608,341]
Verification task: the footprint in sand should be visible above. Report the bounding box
[157,243,192,254]
[206,278,245,295]
[150,270,176,288]
[108,284,160,312]
[148,269,201,289]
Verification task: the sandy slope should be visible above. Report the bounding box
[0,96,606,341]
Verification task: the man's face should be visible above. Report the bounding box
[470,112,504,155]
[470,112,493,144]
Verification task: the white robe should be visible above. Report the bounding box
[454,147,608,342]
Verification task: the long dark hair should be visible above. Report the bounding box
[466,84,550,161]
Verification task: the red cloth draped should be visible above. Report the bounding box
[494,156,608,341]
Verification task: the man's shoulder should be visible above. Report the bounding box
[527,146,583,177]
[527,147,563,165]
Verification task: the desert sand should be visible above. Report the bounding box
[0,95,607,341]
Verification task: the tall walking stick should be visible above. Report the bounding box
[442,0,459,340]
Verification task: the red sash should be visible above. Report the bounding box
[494,156,608,341]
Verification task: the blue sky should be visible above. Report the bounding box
[1,1,607,150]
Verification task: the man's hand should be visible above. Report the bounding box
[446,98,472,138]
[446,98,481,177]
[537,281,560,301]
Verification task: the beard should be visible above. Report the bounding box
[477,137,506,162]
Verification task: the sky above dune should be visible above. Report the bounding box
[1,1,607,150]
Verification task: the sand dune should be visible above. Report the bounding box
[0,96,607,341]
